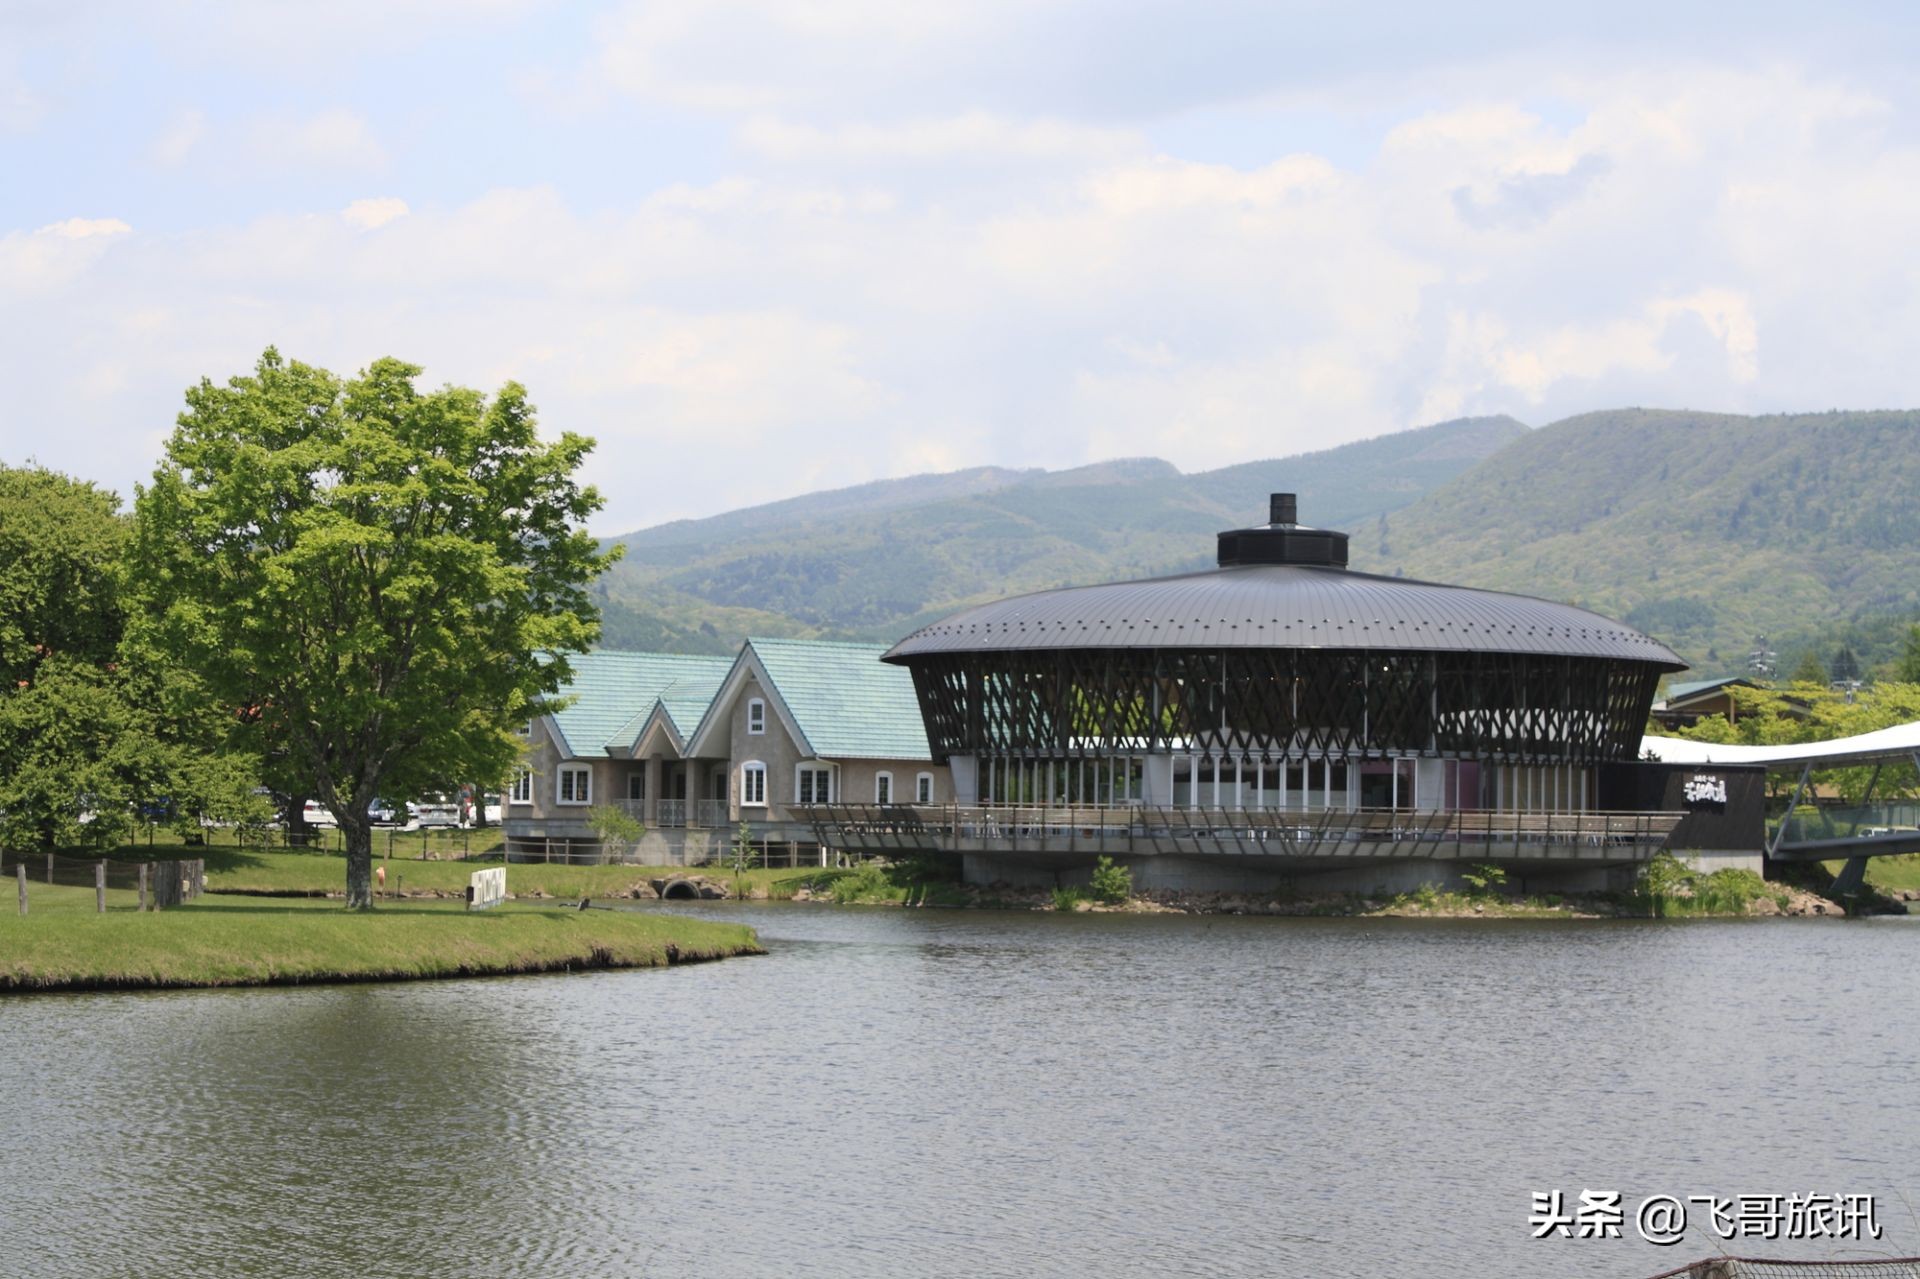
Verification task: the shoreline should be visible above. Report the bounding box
[0,895,764,996]
[0,936,758,995]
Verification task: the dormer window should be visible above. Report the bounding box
[747,698,766,735]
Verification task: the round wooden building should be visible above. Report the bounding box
[882,494,1686,826]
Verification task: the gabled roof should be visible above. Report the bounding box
[544,650,734,760]
[751,638,931,759]
[685,637,932,762]
[657,673,729,741]
[1662,676,1754,704]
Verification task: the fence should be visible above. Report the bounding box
[0,850,206,913]
[501,835,828,869]
[803,802,1687,862]
[1772,802,1920,845]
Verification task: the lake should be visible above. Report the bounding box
[3,905,1916,1278]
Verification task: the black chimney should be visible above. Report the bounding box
[1217,492,1349,569]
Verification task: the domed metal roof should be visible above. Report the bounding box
[884,562,1685,667]
[886,492,1686,669]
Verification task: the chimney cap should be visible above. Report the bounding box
[1218,492,1348,568]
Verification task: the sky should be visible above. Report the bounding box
[5,1,1920,533]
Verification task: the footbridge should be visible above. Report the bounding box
[803,802,1686,892]
[1642,721,1920,896]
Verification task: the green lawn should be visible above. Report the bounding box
[0,886,762,991]
[68,843,847,901]
[1824,853,1920,896]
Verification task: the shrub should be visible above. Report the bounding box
[586,804,643,852]
[1088,856,1132,905]
[1051,886,1084,912]
[1635,853,1773,916]
[1460,863,1507,897]
[829,861,897,904]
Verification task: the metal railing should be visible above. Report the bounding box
[801,803,1687,861]
[693,799,731,828]
[1771,803,1920,846]
[656,799,687,828]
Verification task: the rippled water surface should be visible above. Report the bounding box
[3,906,1918,1278]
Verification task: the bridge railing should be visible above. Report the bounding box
[1772,803,1920,847]
[800,803,1686,861]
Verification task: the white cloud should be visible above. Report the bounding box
[591,0,1015,114]
[7,64,1920,531]
[0,218,132,296]
[40,217,133,239]
[341,197,410,230]
[738,112,1143,165]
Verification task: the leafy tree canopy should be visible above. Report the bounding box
[1900,625,1920,683]
[0,463,125,683]
[1672,680,1920,802]
[131,349,617,905]
[0,464,256,849]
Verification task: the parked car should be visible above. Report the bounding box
[368,798,411,826]
[414,801,463,829]
[301,800,338,827]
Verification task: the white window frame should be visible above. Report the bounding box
[626,771,645,802]
[740,760,767,807]
[556,764,591,806]
[875,771,893,804]
[516,719,533,738]
[795,764,834,805]
[747,698,766,735]
[509,766,533,805]
[916,772,935,804]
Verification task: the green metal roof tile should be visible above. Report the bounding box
[657,672,729,738]
[747,637,931,760]
[545,650,735,758]
[1665,676,1750,702]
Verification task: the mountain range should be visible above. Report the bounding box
[596,408,1920,679]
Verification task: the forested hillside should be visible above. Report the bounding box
[596,416,1527,652]
[599,407,1920,676]
[1345,409,1920,677]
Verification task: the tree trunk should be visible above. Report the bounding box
[287,792,313,845]
[342,815,374,909]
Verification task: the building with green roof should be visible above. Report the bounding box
[505,638,947,862]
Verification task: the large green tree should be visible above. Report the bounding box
[131,350,615,907]
[0,464,255,850]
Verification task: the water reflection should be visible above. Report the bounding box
[2,908,1917,1277]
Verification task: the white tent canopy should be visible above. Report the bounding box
[1639,720,1920,770]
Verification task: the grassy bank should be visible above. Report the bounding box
[0,886,762,992]
[1824,852,1920,899]
[85,843,844,901]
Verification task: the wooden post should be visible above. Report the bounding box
[17,864,25,916]
[138,862,149,911]
[46,851,53,885]
[96,860,106,913]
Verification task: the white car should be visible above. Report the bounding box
[414,802,463,829]
[301,800,338,827]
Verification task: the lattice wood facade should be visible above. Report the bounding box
[903,647,1661,767]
